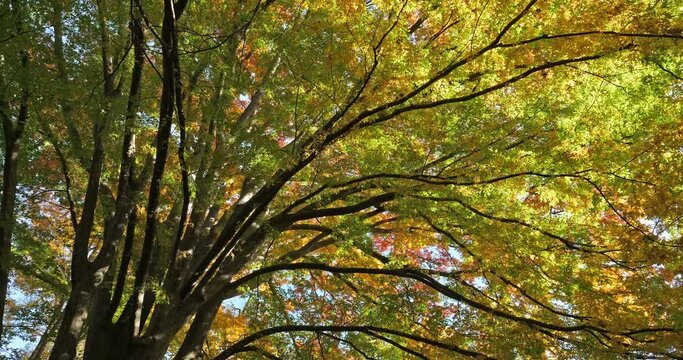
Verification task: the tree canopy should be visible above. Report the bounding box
[0,0,682,358]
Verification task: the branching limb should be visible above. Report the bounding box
[220,263,609,335]
[213,324,492,360]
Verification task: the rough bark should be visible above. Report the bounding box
[75,1,190,357]
[128,0,178,340]
[173,296,223,360]
[81,3,145,356]
[49,282,92,360]
[0,111,26,340]
[49,0,120,355]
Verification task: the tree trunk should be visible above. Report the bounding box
[48,114,108,359]
[48,283,92,360]
[140,311,192,360]
[174,298,222,360]
[123,303,194,360]
[0,130,20,340]
[83,278,117,358]
[0,0,29,339]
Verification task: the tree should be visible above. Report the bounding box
[0,0,31,341]
[0,0,682,358]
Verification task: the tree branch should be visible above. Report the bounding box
[213,324,492,359]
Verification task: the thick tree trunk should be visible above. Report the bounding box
[48,283,92,360]
[49,114,108,359]
[129,0,177,338]
[83,317,131,360]
[49,0,143,355]
[0,0,29,339]
[174,298,223,360]
[83,278,117,358]
[132,303,193,360]
[75,2,186,357]
[0,130,22,339]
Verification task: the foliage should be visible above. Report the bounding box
[0,0,682,359]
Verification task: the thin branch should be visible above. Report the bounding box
[362,52,613,128]
[221,263,607,335]
[655,62,683,81]
[232,345,283,360]
[365,330,428,360]
[213,324,492,360]
[320,332,378,360]
[498,30,683,48]
[279,193,395,223]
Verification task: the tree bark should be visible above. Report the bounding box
[82,3,145,356]
[49,10,116,359]
[0,122,25,339]
[173,298,222,360]
[49,282,92,360]
[128,0,177,340]
[0,0,29,340]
